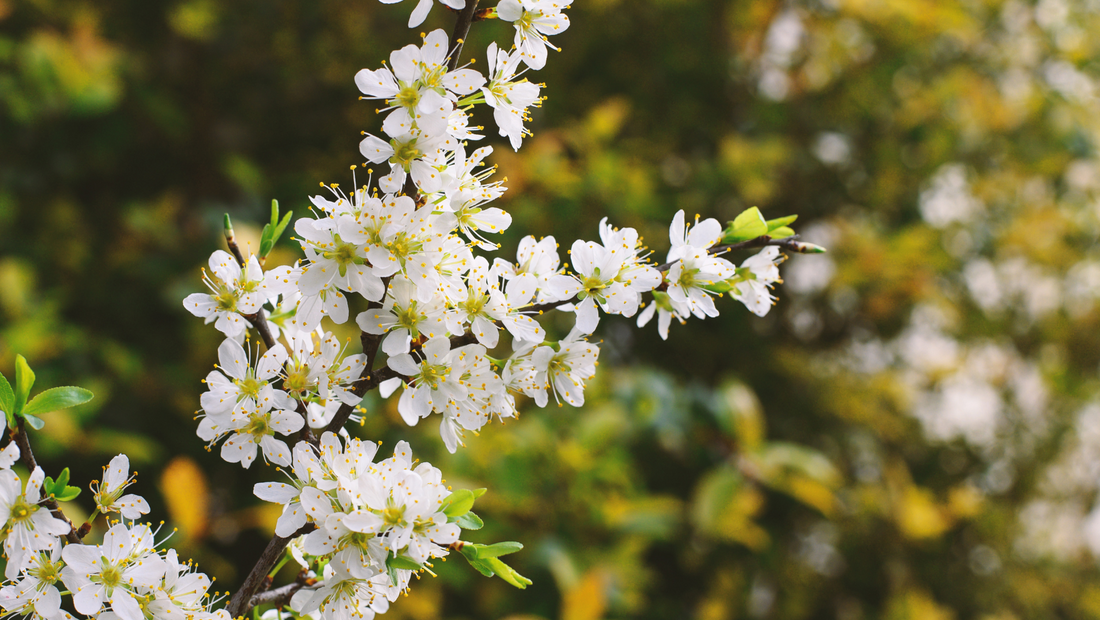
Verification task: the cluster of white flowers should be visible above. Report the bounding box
[0,3,815,620]
[0,452,225,620]
[254,434,463,620]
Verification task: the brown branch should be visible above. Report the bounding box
[447,0,481,72]
[11,421,80,544]
[249,582,313,610]
[226,523,317,618]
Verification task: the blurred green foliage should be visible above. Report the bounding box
[6,0,1100,618]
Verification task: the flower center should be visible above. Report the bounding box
[390,139,423,171]
[246,414,271,439]
[393,84,420,110]
[382,504,406,527]
[98,561,123,589]
[236,376,263,400]
[215,287,238,312]
[9,497,34,524]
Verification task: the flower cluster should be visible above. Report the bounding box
[0,454,223,620]
[255,434,466,620]
[0,3,820,620]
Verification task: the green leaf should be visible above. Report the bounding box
[386,555,423,571]
[259,224,275,258]
[484,557,532,589]
[766,215,797,231]
[13,355,35,415]
[54,487,81,502]
[442,489,476,518]
[471,488,487,499]
[769,226,795,239]
[467,557,496,577]
[455,511,484,530]
[55,467,70,489]
[273,211,293,239]
[724,207,768,243]
[23,386,94,416]
[474,541,524,558]
[0,371,13,416]
[270,199,280,226]
[22,414,45,430]
[386,563,401,586]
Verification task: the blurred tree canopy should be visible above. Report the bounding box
[4,0,1100,618]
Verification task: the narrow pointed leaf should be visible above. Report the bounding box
[474,541,523,558]
[765,215,797,231]
[13,355,34,415]
[484,557,532,589]
[0,371,13,415]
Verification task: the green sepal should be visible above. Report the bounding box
[442,489,476,518]
[766,215,797,231]
[455,511,484,530]
[0,371,13,418]
[724,207,768,243]
[13,355,35,416]
[23,386,94,416]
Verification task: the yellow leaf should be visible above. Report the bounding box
[561,569,607,620]
[897,486,951,540]
[159,456,209,541]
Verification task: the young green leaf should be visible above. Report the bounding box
[473,541,524,558]
[455,511,484,530]
[54,490,80,503]
[442,489,476,518]
[769,226,795,239]
[765,215,797,231]
[386,555,423,571]
[272,211,293,240]
[0,371,13,415]
[54,467,70,490]
[22,413,45,430]
[725,207,768,243]
[23,386,94,416]
[270,199,280,227]
[484,557,532,589]
[471,488,488,499]
[13,355,35,415]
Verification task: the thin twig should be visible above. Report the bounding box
[11,421,81,544]
[447,0,481,72]
[249,582,314,609]
[226,523,316,618]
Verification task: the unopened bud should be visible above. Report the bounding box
[223,214,235,241]
[789,241,826,254]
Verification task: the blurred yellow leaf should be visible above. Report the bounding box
[561,569,607,620]
[159,456,209,541]
[718,380,764,449]
[692,467,770,549]
[886,589,955,620]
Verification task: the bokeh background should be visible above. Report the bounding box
[4,0,1100,617]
